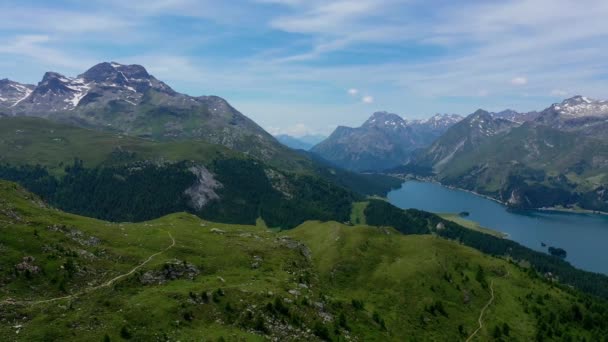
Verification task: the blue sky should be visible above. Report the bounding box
[2,0,608,136]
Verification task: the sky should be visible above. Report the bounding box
[1,0,608,137]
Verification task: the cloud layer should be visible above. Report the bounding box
[1,0,607,134]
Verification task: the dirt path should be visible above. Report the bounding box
[465,280,496,342]
[1,230,175,307]
[466,271,509,342]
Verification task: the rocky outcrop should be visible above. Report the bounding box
[14,256,40,275]
[277,237,312,260]
[139,259,200,285]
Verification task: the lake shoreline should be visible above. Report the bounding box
[387,180,608,275]
[401,176,608,217]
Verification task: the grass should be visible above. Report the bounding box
[0,180,604,341]
[350,201,368,225]
[0,116,242,175]
[439,214,507,238]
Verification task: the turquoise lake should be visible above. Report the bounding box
[387,181,608,275]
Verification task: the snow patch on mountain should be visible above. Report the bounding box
[551,96,608,117]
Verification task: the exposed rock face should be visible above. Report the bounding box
[264,168,293,199]
[0,79,34,109]
[139,259,200,285]
[184,166,222,210]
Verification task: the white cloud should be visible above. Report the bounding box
[348,88,359,95]
[477,89,489,97]
[510,77,528,86]
[362,95,374,104]
[0,35,95,70]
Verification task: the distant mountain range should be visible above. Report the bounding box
[406,96,608,212]
[275,134,327,150]
[0,62,303,170]
[311,112,463,171]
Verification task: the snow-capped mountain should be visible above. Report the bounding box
[311,111,462,171]
[550,95,608,118]
[8,62,178,116]
[0,79,34,108]
[0,62,293,165]
[536,95,608,136]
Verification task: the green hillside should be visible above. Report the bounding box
[1,181,607,341]
[0,117,399,229]
[414,120,608,212]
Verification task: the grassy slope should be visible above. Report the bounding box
[0,116,243,175]
[439,214,507,238]
[0,116,400,199]
[437,124,608,196]
[287,221,600,341]
[1,181,604,341]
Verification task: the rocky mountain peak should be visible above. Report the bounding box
[415,113,464,128]
[35,72,79,96]
[471,109,491,117]
[80,62,151,84]
[363,111,407,128]
[550,95,608,117]
[0,79,34,108]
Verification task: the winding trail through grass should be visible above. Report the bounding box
[1,230,175,307]
[465,280,496,342]
[466,271,509,342]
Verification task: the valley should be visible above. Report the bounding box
[2,61,607,341]
[1,181,607,341]
[2,2,608,340]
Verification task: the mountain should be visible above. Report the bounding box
[408,97,608,212]
[414,110,519,170]
[275,134,326,150]
[311,112,462,172]
[297,134,327,146]
[535,95,608,137]
[492,109,540,123]
[0,116,404,229]
[0,79,34,108]
[0,116,341,228]
[1,181,607,341]
[0,62,304,170]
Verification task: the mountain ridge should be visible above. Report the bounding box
[405,96,608,212]
[0,62,307,172]
[311,111,463,171]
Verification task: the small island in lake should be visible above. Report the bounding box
[541,242,547,247]
[548,246,567,259]
[458,211,470,217]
